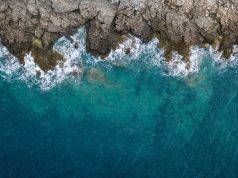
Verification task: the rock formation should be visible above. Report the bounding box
[0,0,238,69]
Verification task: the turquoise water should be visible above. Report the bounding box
[1,29,238,177]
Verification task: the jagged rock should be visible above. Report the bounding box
[0,0,238,70]
[27,0,39,16]
[51,0,80,13]
[0,0,8,12]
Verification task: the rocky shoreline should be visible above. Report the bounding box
[0,0,238,70]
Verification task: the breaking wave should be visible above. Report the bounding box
[0,27,237,90]
[0,29,85,91]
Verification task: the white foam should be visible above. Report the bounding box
[103,35,238,77]
[94,34,201,77]
[1,26,238,90]
[0,45,21,78]
[87,34,203,77]
[164,47,204,77]
[86,35,162,65]
[208,45,238,70]
[0,28,85,91]
[105,36,144,61]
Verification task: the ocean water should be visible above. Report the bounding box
[1,28,238,178]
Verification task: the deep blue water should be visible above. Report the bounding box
[1,30,238,177]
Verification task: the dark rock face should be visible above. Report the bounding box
[0,0,238,68]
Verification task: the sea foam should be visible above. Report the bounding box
[0,28,85,91]
[0,27,237,90]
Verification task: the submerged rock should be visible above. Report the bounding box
[31,46,64,71]
[0,0,238,68]
[85,68,106,83]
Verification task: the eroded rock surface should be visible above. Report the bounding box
[0,0,238,69]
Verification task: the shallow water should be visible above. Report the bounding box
[1,28,238,177]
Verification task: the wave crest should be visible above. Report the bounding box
[0,28,85,90]
[1,27,238,90]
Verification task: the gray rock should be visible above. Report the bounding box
[51,0,80,13]
[0,0,238,63]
